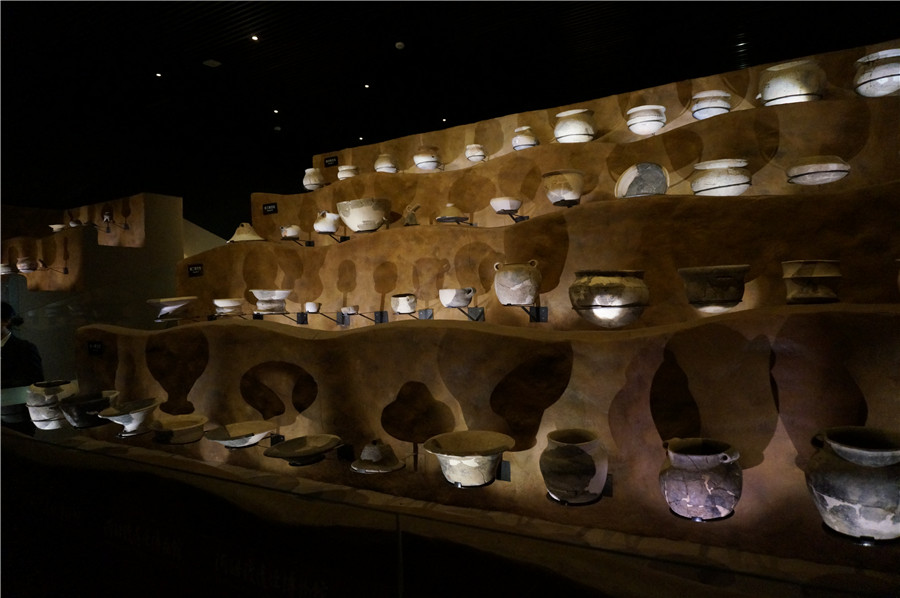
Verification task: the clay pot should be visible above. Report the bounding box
[493,260,541,306]
[313,211,341,233]
[337,165,359,180]
[542,169,585,206]
[489,197,522,214]
[678,264,750,314]
[554,108,595,143]
[424,430,515,488]
[854,49,900,97]
[374,153,398,173]
[439,287,475,308]
[465,144,486,162]
[659,437,742,521]
[786,156,851,186]
[26,380,77,430]
[214,298,243,315]
[280,224,302,239]
[264,434,343,466]
[305,301,321,313]
[512,126,538,150]
[781,260,841,304]
[351,439,405,474]
[391,293,417,314]
[98,398,160,438]
[413,146,441,170]
[302,167,326,190]
[151,414,208,444]
[690,90,732,120]
[337,198,391,232]
[691,159,751,196]
[59,390,115,428]
[250,289,291,313]
[16,257,37,273]
[626,105,666,135]
[614,163,669,198]
[757,59,825,106]
[805,426,900,540]
[540,428,608,505]
[568,270,649,328]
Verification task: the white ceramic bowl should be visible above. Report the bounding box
[98,398,160,437]
[205,420,277,449]
[439,287,475,308]
[147,296,197,319]
[424,430,515,488]
[542,170,585,206]
[489,197,522,214]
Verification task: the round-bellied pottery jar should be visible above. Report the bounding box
[853,49,900,98]
[302,167,326,190]
[678,264,750,314]
[786,156,851,186]
[337,198,391,232]
[337,164,359,180]
[757,59,825,106]
[691,159,751,196]
[465,144,486,162]
[781,260,841,304]
[493,260,541,306]
[568,270,649,328]
[540,428,609,505]
[512,126,538,150]
[659,437,742,521]
[424,430,515,488]
[314,210,341,233]
[542,169,585,206]
[439,287,475,308]
[690,90,732,120]
[805,426,900,540]
[374,153,398,173]
[413,146,441,170]
[554,108,595,143]
[391,293,417,314]
[626,105,666,135]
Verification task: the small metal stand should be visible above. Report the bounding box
[325,233,350,243]
[284,238,315,247]
[336,312,351,326]
[495,209,529,223]
[455,307,484,321]
[520,306,548,322]
[357,311,388,324]
[297,313,308,325]
[397,309,433,320]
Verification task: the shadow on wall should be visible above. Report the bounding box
[453,242,504,297]
[146,327,209,415]
[381,380,456,469]
[239,361,318,426]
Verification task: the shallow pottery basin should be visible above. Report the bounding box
[351,439,405,474]
[151,414,209,444]
[782,260,841,304]
[264,434,343,466]
[59,390,116,428]
[678,264,750,313]
[147,296,197,320]
[489,197,522,214]
[205,420,277,448]
[818,426,900,468]
[786,156,850,185]
[337,198,391,232]
[98,398,159,437]
[424,430,515,488]
[214,297,244,315]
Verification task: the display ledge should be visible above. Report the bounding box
[4,428,898,597]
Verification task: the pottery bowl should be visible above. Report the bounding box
[59,390,116,428]
[351,439,405,474]
[205,420,277,449]
[391,293,417,314]
[489,197,522,214]
[263,434,343,466]
[98,398,159,437]
[337,198,391,232]
[151,414,209,444]
[439,287,475,308]
[424,430,515,487]
[250,289,291,302]
[818,426,900,467]
[678,265,750,313]
[542,170,585,206]
[786,156,851,185]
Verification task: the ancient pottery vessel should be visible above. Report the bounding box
[264,434,343,466]
[250,289,291,313]
[227,222,264,243]
[854,48,900,97]
[512,126,538,150]
[16,257,38,273]
[413,146,441,170]
[626,105,666,135]
[554,108,595,143]
[151,414,208,444]
[374,153,398,173]
[781,260,841,304]
[690,90,732,120]
[678,264,750,313]
[351,439,405,474]
[540,428,609,505]
[424,430,515,488]
[805,426,900,540]
[786,156,851,185]
[435,203,468,224]
[691,159,751,196]
[147,296,197,321]
[439,287,475,308]
[489,197,522,214]
[391,293,417,314]
[542,169,585,206]
[757,59,825,106]
[205,420,277,449]
[493,260,541,306]
[302,167,326,190]
[305,301,321,313]
[569,270,649,328]
[26,379,79,430]
[59,390,115,428]
[659,437,742,521]
[280,224,302,239]
[98,398,160,438]
[213,298,243,316]
[465,144,486,162]
[337,197,391,232]
[614,163,669,198]
[314,210,341,233]
[337,164,359,180]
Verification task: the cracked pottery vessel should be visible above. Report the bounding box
[250,289,291,314]
[659,437,742,521]
[554,108,595,143]
[690,90,732,120]
[568,270,649,328]
[781,260,841,304]
[465,144,486,162]
[786,156,851,185]
[313,210,341,233]
[439,287,475,308]
[97,398,160,438]
[542,169,585,206]
[205,420,277,449]
[626,105,666,135]
[805,426,900,541]
[424,430,515,488]
[337,198,391,232]
[391,293,417,314]
[26,380,79,430]
[337,164,358,180]
[493,260,541,306]
[678,264,750,314]
[540,428,608,505]
[757,59,825,106]
[413,146,441,170]
[691,159,751,196]
[59,390,116,429]
[302,167,326,190]
[854,48,900,97]
[512,126,538,150]
[614,163,669,198]
[374,153,398,173]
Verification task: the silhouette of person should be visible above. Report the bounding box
[1,301,44,389]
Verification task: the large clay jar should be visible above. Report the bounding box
[757,59,825,106]
[691,159,751,196]
[554,108,595,143]
[677,264,750,314]
[659,437,742,521]
[853,49,900,98]
[374,153,398,173]
[781,260,841,304]
[302,167,326,190]
[540,428,609,505]
[493,260,541,306]
[805,426,900,540]
[512,126,538,150]
[568,270,649,329]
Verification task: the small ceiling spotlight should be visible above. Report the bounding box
[273,109,279,114]
[359,136,364,141]
[395,41,405,50]
[155,73,162,77]
[250,35,259,41]
[364,84,370,88]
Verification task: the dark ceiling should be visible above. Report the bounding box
[2,2,897,239]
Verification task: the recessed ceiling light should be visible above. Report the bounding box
[364,84,370,89]
[359,137,364,141]
[273,109,279,114]
[203,59,222,68]
[155,73,162,77]
[251,35,259,41]
[442,118,447,122]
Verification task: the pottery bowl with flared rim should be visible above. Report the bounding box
[264,434,343,466]
[205,420,277,448]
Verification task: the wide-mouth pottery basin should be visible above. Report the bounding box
[786,156,851,185]
[626,105,666,135]
[147,296,197,320]
[677,264,750,313]
[337,198,391,232]
[59,390,116,428]
[250,289,290,313]
[691,159,751,196]
[314,211,341,233]
[413,146,441,170]
[489,197,522,214]
[439,287,475,308]
[854,48,900,97]
[213,297,243,308]
[424,430,515,488]
[690,90,732,120]
[435,203,468,223]
[614,163,669,198]
[205,420,277,448]
[542,169,585,206]
[816,426,900,467]
[151,414,209,444]
[554,108,595,143]
[757,59,825,106]
[98,398,160,437]
[569,270,649,328]
[227,222,265,243]
[351,439,405,474]
[264,434,343,466]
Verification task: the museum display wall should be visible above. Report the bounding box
[5,40,900,595]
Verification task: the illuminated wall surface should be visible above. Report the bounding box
[4,40,900,596]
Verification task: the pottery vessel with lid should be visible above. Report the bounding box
[424,430,515,488]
